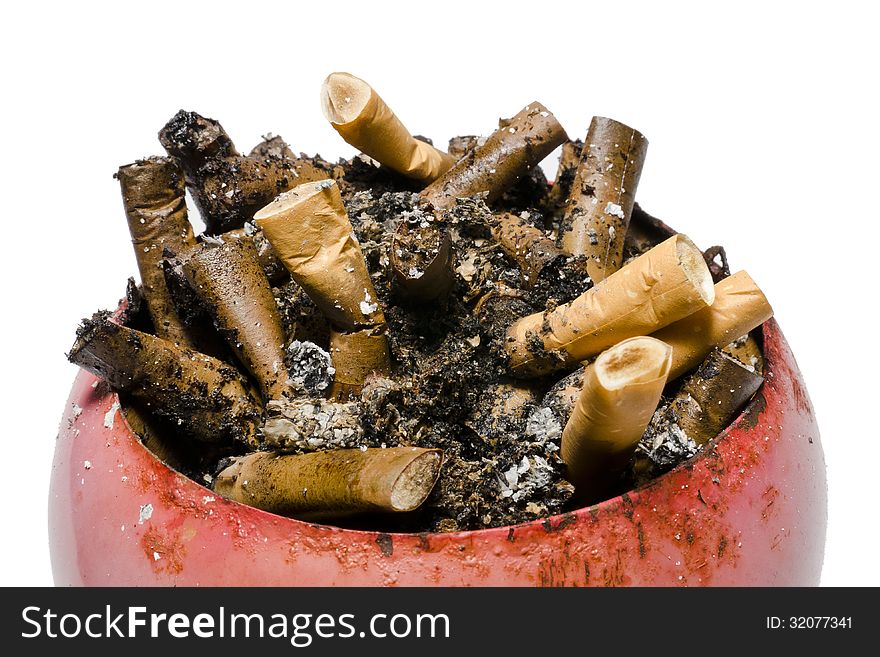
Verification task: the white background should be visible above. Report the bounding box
[1,0,876,586]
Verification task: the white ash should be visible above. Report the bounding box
[636,403,699,470]
[285,340,335,394]
[262,398,364,453]
[604,202,626,219]
[525,406,562,447]
[497,455,556,501]
[103,400,120,429]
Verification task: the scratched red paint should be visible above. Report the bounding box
[49,319,826,586]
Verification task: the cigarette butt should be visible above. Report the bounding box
[180,239,290,401]
[158,109,238,167]
[116,157,197,346]
[673,349,764,444]
[254,179,386,331]
[562,336,672,502]
[421,102,568,211]
[214,447,443,520]
[505,234,715,377]
[651,270,773,380]
[560,117,649,282]
[328,327,391,401]
[321,72,455,183]
[722,333,764,375]
[67,313,261,446]
[390,217,453,301]
[490,212,568,286]
[159,110,329,234]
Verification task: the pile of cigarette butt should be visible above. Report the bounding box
[68,72,772,532]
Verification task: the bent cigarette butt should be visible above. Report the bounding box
[214,447,443,519]
[560,117,648,282]
[651,270,773,380]
[505,234,715,377]
[254,179,386,331]
[421,102,568,211]
[390,217,453,301]
[328,327,391,401]
[673,349,765,444]
[180,239,290,401]
[67,313,261,445]
[321,72,454,183]
[116,157,197,346]
[562,336,672,502]
[490,212,568,287]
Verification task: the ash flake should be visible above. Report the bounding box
[103,400,121,429]
[604,202,626,220]
[138,503,154,524]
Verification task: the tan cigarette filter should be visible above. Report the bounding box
[117,157,197,346]
[652,270,773,380]
[180,239,290,401]
[505,234,715,377]
[254,179,386,331]
[421,102,568,210]
[321,72,455,183]
[328,327,391,401]
[560,117,648,283]
[674,349,765,444]
[214,447,443,519]
[562,336,672,502]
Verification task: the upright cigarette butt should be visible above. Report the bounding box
[651,270,773,380]
[321,72,454,183]
[254,179,386,331]
[562,336,672,502]
[116,157,197,346]
[328,327,391,401]
[505,234,715,377]
[390,218,453,301]
[214,447,443,520]
[673,349,765,445]
[490,212,568,287]
[180,240,290,401]
[421,102,568,211]
[560,117,648,282]
[67,313,261,445]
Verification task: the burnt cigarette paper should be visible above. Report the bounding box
[179,239,290,401]
[560,117,648,283]
[67,312,261,446]
[421,102,568,210]
[116,157,197,346]
[159,111,328,234]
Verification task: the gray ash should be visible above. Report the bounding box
[285,340,335,395]
[632,402,699,485]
